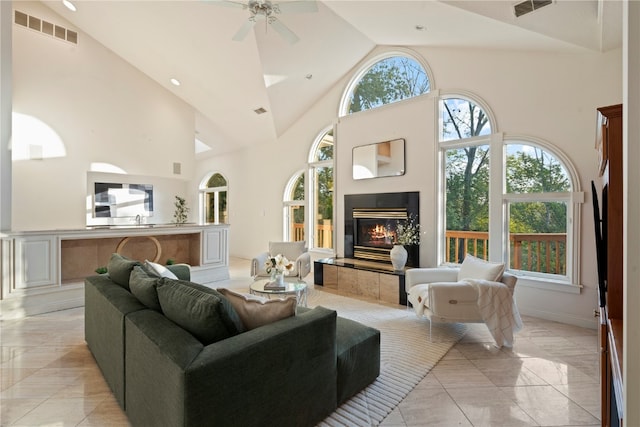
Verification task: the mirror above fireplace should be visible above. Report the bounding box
[352,138,405,180]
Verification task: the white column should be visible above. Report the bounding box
[623,0,640,424]
[0,0,12,231]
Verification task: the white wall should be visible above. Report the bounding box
[11,2,195,231]
[196,45,621,327]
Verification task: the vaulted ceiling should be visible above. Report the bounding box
[40,0,621,157]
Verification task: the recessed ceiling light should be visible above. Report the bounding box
[305,74,313,80]
[415,25,426,31]
[62,0,77,12]
[170,78,181,86]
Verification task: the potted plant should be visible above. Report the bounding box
[173,196,189,225]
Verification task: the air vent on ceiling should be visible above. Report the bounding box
[254,107,268,115]
[513,0,553,17]
[14,10,78,44]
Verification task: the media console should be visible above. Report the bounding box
[314,258,408,306]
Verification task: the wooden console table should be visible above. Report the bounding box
[314,258,407,306]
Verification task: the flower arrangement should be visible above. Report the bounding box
[265,254,293,276]
[395,214,421,245]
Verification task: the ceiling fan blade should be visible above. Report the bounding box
[232,19,257,41]
[276,0,318,14]
[269,17,299,44]
[205,0,248,9]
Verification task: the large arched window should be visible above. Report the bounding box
[283,171,305,242]
[340,50,432,116]
[505,142,573,278]
[440,94,582,285]
[200,173,228,224]
[308,128,334,251]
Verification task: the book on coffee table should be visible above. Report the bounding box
[264,281,286,291]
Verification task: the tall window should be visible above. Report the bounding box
[505,143,572,277]
[341,51,431,116]
[442,97,492,263]
[309,128,334,250]
[201,173,228,224]
[440,95,580,283]
[284,172,305,242]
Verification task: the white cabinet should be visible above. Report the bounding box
[15,235,57,289]
[202,227,228,266]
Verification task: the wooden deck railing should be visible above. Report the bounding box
[291,224,565,274]
[292,222,333,249]
[445,230,567,275]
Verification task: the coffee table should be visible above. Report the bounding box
[249,278,308,307]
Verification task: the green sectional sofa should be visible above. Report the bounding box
[84,254,380,427]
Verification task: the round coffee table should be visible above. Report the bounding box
[249,278,308,307]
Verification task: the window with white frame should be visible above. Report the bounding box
[200,172,228,224]
[340,50,431,116]
[440,96,580,284]
[308,128,334,250]
[283,171,305,242]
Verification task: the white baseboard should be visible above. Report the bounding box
[518,305,598,330]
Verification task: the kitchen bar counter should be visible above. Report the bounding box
[1,224,229,318]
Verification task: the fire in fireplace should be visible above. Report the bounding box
[353,208,407,262]
[344,192,419,267]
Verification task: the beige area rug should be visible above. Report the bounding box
[305,288,466,427]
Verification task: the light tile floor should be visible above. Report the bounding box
[1,258,600,426]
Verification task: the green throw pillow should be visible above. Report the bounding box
[107,253,140,290]
[129,266,162,312]
[157,279,244,345]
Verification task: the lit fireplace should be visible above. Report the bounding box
[345,192,419,267]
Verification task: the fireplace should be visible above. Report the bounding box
[345,192,419,267]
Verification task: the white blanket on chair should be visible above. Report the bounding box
[467,279,523,347]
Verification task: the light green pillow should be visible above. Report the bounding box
[157,279,244,344]
[107,253,140,290]
[129,266,162,312]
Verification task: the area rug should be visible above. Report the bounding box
[304,288,466,427]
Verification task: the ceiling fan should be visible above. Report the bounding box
[213,0,318,44]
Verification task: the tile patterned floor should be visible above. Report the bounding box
[1,258,600,426]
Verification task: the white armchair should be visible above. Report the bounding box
[251,241,311,281]
[405,255,521,347]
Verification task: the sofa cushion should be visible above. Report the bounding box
[218,288,297,330]
[157,279,244,344]
[144,259,178,279]
[335,316,380,405]
[129,266,162,312]
[457,254,505,282]
[107,253,140,290]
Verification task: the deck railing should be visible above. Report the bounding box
[446,230,567,275]
[292,222,333,249]
[291,224,565,274]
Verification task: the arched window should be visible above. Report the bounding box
[200,173,228,224]
[283,171,305,242]
[505,142,573,278]
[440,94,582,284]
[308,128,334,251]
[340,51,431,116]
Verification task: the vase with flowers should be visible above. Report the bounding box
[391,214,421,270]
[265,253,293,285]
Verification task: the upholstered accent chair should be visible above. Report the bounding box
[251,241,312,281]
[405,254,521,347]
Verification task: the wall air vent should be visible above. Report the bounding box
[14,10,78,44]
[254,107,267,115]
[513,0,553,17]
